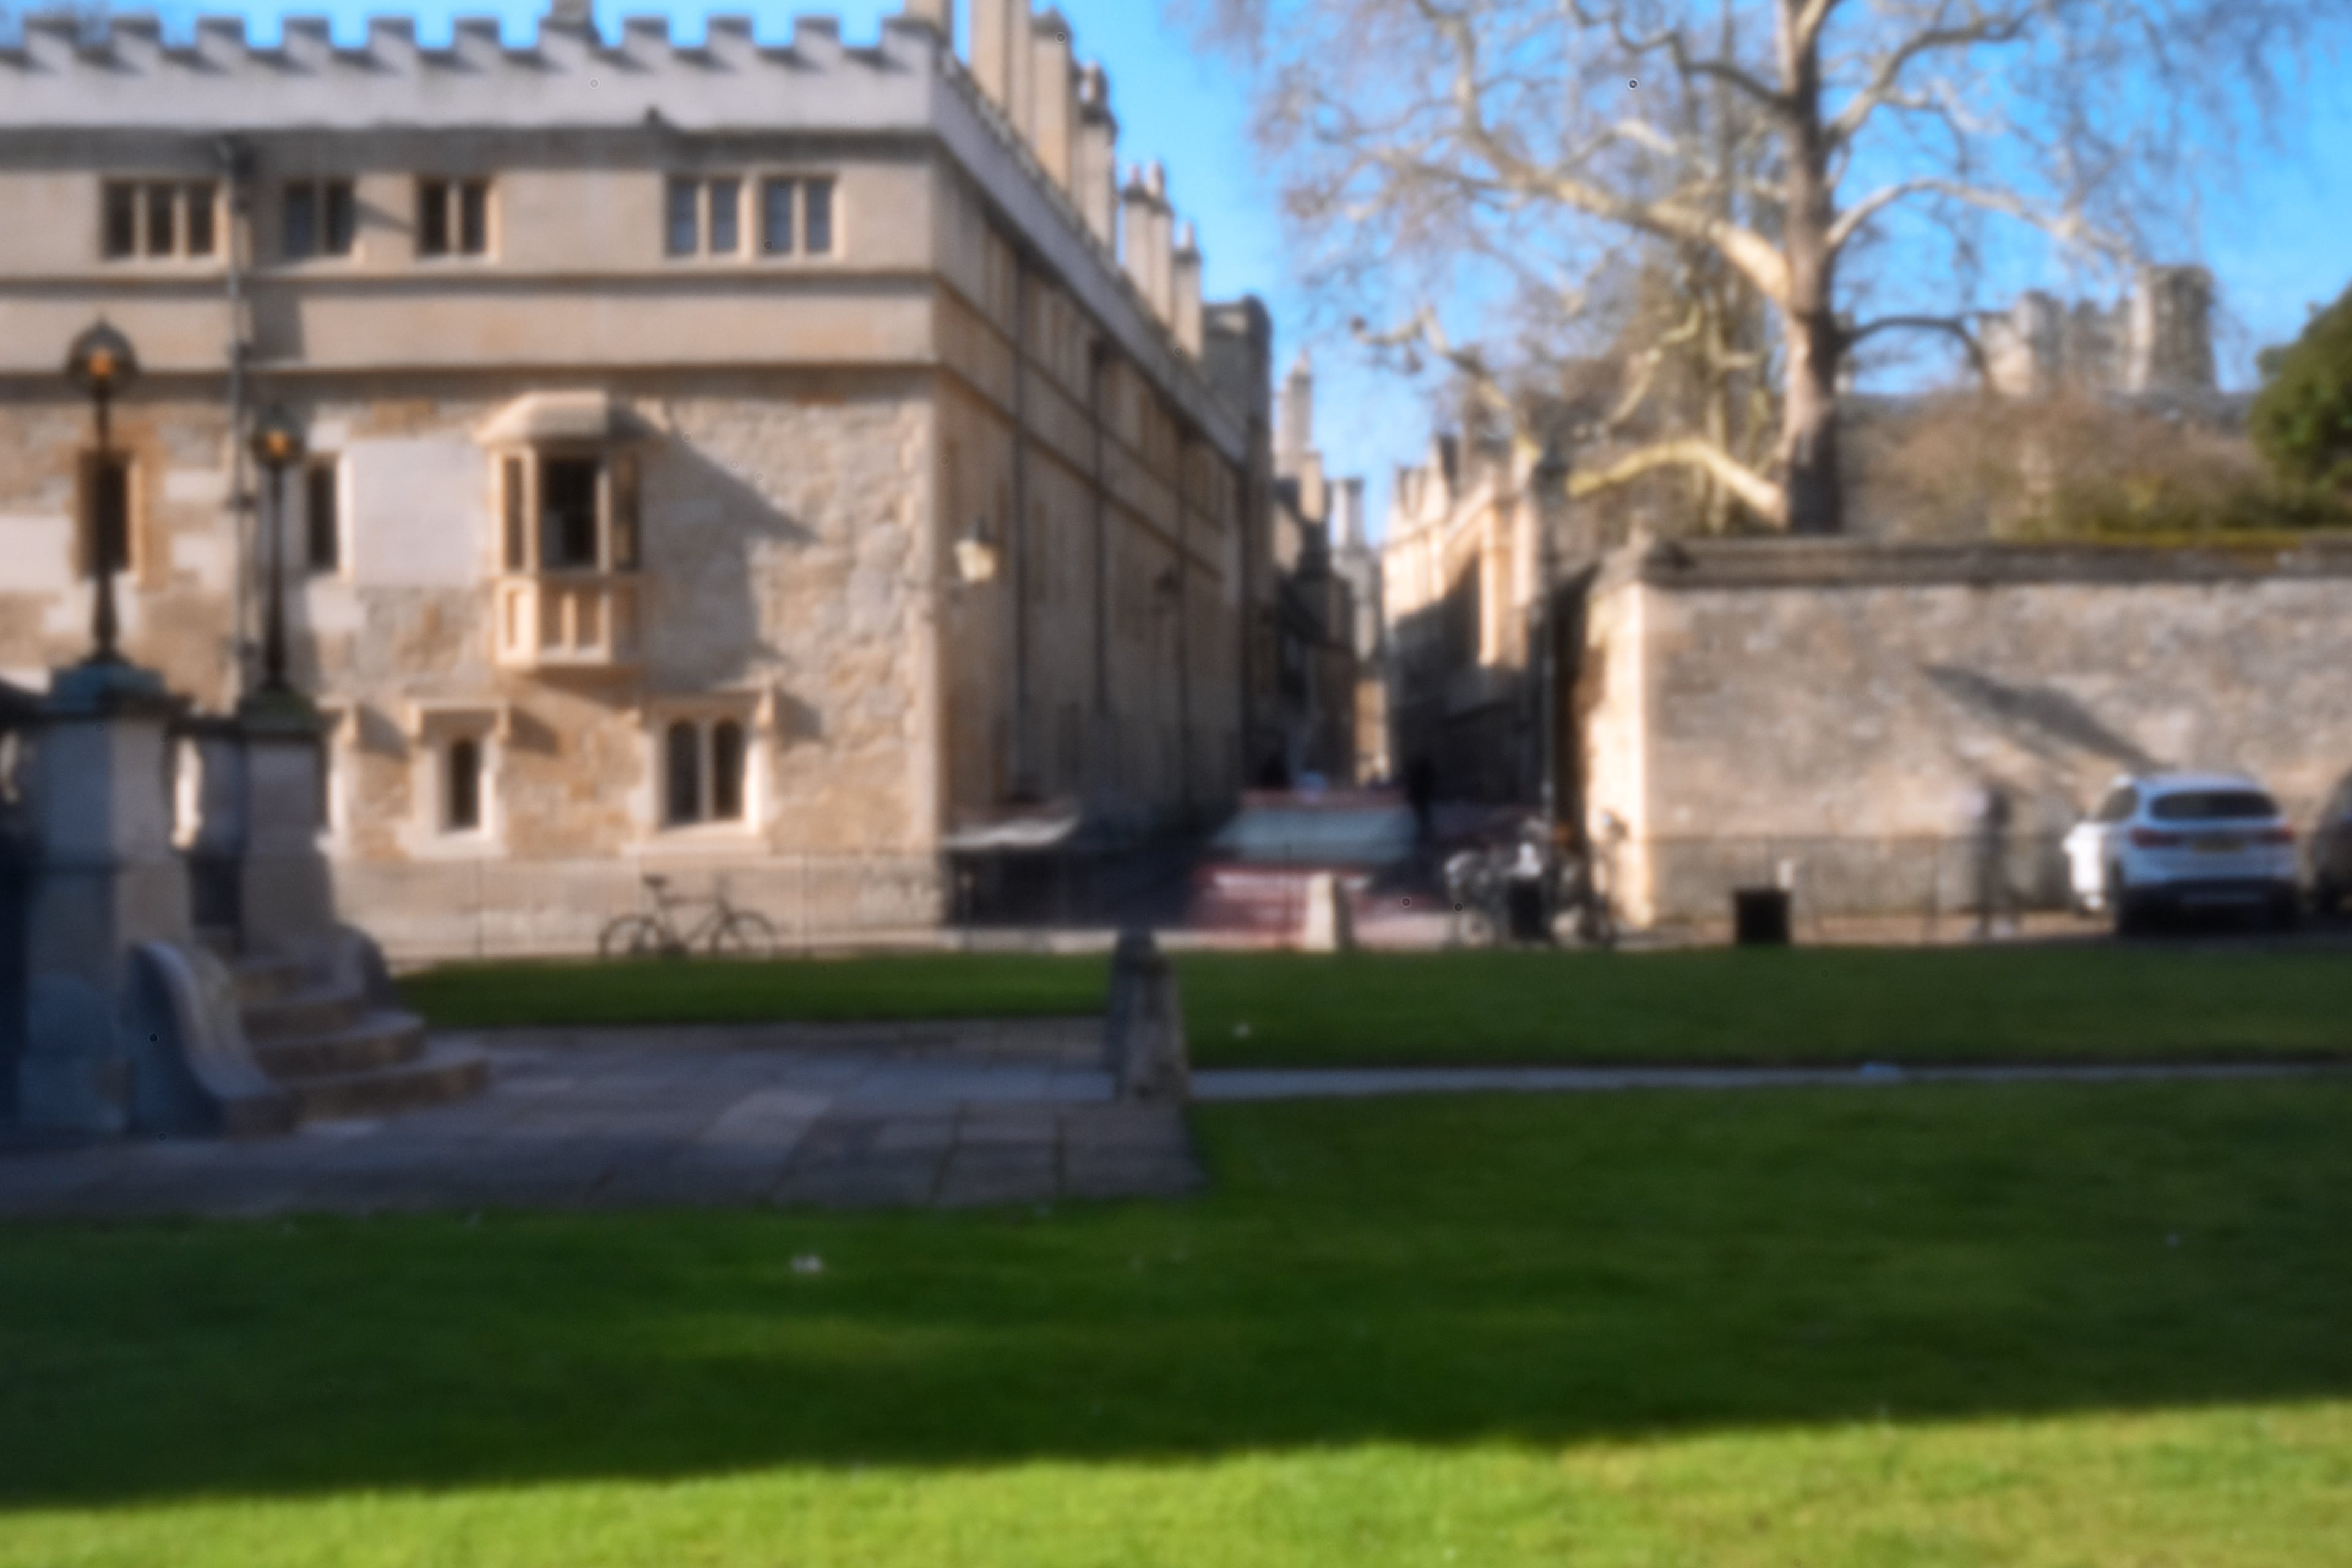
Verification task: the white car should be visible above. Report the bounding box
[2062,772,2299,932]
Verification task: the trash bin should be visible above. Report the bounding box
[1733,887,1791,946]
[1506,877,1547,943]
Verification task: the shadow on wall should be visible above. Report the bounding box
[638,440,810,692]
[1921,665,2165,780]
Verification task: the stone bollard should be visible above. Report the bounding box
[1104,928,1191,1103]
[231,692,335,963]
[1300,870,1355,952]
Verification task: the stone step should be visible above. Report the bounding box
[232,955,313,1009]
[252,1009,428,1080]
[284,1041,491,1123]
[244,983,369,1045]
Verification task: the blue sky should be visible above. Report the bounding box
[116,1,2352,539]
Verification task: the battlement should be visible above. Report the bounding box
[0,9,943,130]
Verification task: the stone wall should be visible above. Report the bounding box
[1581,538,2352,926]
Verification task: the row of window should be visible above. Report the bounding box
[77,449,628,581]
[665,176,835,258]
[99,174,837,263]
[431,718,748,837]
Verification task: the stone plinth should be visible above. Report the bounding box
[16,661,191,1133]
[231,690,333,961]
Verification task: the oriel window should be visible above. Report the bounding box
[539,458,600,570]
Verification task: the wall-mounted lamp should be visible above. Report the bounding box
[954,518,1000,586]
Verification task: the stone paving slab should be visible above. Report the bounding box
[0,1020,1197,1221]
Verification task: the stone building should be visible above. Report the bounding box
[1263,353,1360,785]
[1978,266,2218,401]
[0,0,1279,957]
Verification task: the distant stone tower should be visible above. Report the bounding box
[1277,350,1314,477]
[2126,265,2216,396]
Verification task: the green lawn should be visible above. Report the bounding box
[5,1083,2350,1565]
[402,946,2352,1066]
[1180,946,2352,1066]
[400,952,1107,1029]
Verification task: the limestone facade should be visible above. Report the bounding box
[0,3,1271,957]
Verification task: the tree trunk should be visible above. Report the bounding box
[1776,0,1844,537]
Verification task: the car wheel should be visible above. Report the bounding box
[2268,889,2302,932]
[2315,875,2343,916]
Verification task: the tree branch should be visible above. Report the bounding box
[1845,312,1991,383]
[1567,436,1789,526]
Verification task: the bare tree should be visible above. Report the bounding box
[1181,0,2334,534]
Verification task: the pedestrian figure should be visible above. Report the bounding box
[1406,755,1437,845]
[1974,782,2014,939]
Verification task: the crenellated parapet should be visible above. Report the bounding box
[0,9,941,130]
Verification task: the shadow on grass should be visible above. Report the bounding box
[2,1081,2348,1509]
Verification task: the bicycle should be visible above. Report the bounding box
[598,873,779,960]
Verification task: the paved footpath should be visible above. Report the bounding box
[0,1020,1201,1221]
[1193,1060,2352,1101]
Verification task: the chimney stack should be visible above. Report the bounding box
[901,0,955,37]
[971,0,1019,118]
[1278,350,1314,476]
[1121,164,1174,323]
[1076,64,1118,247]
[1172,221,1204,358]
[1030,10,1076,189]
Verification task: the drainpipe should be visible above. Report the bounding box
[216,135,256,705]
[1088,337,1112,809]
[1008,247,1035,799]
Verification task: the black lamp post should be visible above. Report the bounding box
[250,406,306,696]
[64,322,140,667]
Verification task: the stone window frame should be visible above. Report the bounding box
[414,175,495,262]
[666,169,843,265]
[494,444,643,579]
[754,172,841,261]
[278,177,358,264]
[402,700,511,858]
[99,178,221,264]
[631,692,772,848]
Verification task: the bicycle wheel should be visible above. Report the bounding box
[600,913,672,960]
[708,909,778,959]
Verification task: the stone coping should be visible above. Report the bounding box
[1619,534,2352,590]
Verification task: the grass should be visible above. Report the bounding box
[401,945,2352,1067]
[2,1082,2349,1564]
[399,952,1107,1030]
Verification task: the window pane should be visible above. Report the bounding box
[459,179,489,254]
[282,182,316,258]
[666,178,699,256]
[184,183,216,255]
[417,178,448,255]
[761,178,795,254]
[502,456,528,570]
[2148,790,2279,822]
[102,183,137,258]
[322,179,356,255]
[145,183,176,256]
[708,178,741,254]
[86,454,132,575]
[666,721,702,825]
[804,176,834,254]
[306,462,339,572]
[609,453,640,571]
[447,737,481,831]
[710,721,745,820]
[540,457,600,569]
